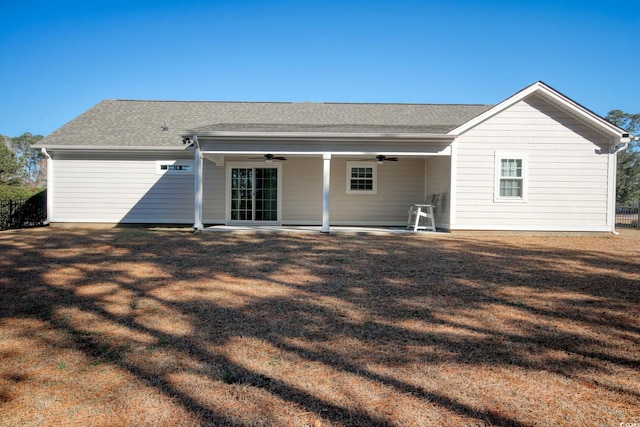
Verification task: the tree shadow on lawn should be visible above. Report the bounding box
[0,228,639,426]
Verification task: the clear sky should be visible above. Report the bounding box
[1,0,638,137]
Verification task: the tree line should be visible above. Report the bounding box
[0,110,639,203]
[1,133,46,198]
[606,110,640,204]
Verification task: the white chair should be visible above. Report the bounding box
[407,194,439,232]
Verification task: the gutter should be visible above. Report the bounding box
[181,131,457,144]
[610,134,634,154]
[32,145,190,151]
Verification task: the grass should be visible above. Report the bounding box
[1,227,639,426]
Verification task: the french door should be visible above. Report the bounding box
[227,164,281,223]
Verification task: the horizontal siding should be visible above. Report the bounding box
[329,158,425,224]
[202,160,225,223]
[200,156,429,226]
[424,156,450,227]
[51,151,192,161]
[454,94,611,230]
[52,157,194,223]
[282,158,323,223]
[51,154,433,226]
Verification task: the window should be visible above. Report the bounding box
[346,162,377,194]
[156,160,194,175]
[495,152,527,202]
[161,164,190,171]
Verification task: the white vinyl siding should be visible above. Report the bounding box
[202,159,226,223]
[329,158,425,225]
[454,94,611,231]
[282,158,322,223]
[242,157,429,226]
[424,156,451,229]
[50,152,194,223]
[208,157,429,226]
[49,154,440,227]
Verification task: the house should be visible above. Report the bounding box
[34,82,632,233]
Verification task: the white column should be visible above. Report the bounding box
[449,141,457,229]
[321,153,331,233]
[193,136,204,230]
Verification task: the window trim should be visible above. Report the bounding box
[156,160,194,175]
[346,161,377,194]
[494,152,528,203]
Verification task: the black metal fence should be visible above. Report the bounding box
[0,192,47,231]
[616,202,640,229]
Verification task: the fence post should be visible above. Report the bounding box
[9,199,14,228]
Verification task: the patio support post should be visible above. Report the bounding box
[321,153,331,233]
[193,135,204,231]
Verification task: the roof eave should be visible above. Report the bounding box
[182,131,457,143]
[33,144,189,151]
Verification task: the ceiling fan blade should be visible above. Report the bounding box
[385,157,399,161]
[259,154,287,162]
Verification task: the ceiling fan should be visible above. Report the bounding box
[250,154,287,162]
[363,155,399,164]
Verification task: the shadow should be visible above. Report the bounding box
[121,158,195,224]
[1,228,639,425]
[105,155,437,227]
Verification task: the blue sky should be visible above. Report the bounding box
[1,0,639,137]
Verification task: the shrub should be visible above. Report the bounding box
[0,185,44,200]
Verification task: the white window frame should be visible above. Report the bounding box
[346,161,377,194]
[494,152,528,203]
[156,160,194,175]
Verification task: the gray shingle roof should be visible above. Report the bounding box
[36,100,494,148]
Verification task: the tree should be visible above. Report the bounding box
[605,110,640,204]
[0,135,21,185]
[8,132,45,187]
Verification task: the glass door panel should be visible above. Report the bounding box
[255,168,278,221]
[230,168,253,221]
[230,167,278,222]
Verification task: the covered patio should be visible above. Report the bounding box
[183,126,455,232]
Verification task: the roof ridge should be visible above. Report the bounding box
[105,99,494,107]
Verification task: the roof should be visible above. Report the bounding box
[35,100,493,149]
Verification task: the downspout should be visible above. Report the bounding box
[193,135,204,231]
[610,134,633,234]
[41,148,52,225]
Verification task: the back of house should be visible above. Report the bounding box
[34,81,631,232]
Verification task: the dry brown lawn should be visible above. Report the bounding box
[1,227,639,426]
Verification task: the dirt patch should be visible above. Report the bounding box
[1,227,639,426]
